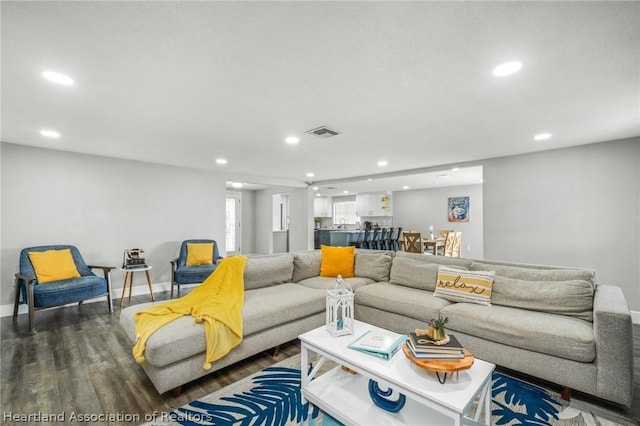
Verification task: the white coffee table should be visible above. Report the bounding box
[299,320,495,426]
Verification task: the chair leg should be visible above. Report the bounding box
[170,282,175,299]
[106,270,114,313]
[13,277,21,322]
[26,282,36,334]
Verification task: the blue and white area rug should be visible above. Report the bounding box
[144,354,634,426]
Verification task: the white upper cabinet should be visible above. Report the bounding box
[314,196,333,217]
[356,193,392,217]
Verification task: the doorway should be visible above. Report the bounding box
[226,192,242,255]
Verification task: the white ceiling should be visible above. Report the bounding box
[2,1,639,192]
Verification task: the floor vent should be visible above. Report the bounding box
[305,126,341,138]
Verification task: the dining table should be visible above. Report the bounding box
[422,237,445,255]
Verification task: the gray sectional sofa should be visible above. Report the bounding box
[119,249,634,407]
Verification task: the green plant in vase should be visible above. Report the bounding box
[428,315,448,341]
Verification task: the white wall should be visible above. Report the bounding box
[483,137,640,310]
[1,143,227,306]
[393,184,484,259]
[240,190,256,254]
[254,186,309,254]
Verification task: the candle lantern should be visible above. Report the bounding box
[326,275,355,337]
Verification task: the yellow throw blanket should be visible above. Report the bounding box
[133,255,247,370]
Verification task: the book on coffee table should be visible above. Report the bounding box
[405,339,465,359]
[408,333,464,352]
[348,329,407,360]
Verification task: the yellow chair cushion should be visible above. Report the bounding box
[28,249,81,284]
[186,243,214,266]
[320,245,355,278]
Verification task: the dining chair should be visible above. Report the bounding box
[377,228,389,250]
[349,230,366,248]
[364,229,378,249]
[382,227,393,251]
[438,229,454,238]
[389,227,402,251]
[402,231,423,253]
[443,232,462,257]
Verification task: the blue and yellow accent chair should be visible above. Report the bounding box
[13,245,114,334]
[170,239,223,298]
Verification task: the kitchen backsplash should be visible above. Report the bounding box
[316,216,393,229]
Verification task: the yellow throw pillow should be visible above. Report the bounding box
[434,266,495,306]
[28,249,81,284]
[320,245,355,278]
[186,243,214,266]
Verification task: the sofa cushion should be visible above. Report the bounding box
[390,257,457,291]
[395,251,473,268]
[433,266,495,306]
[441,302,595,363]
[320,245,355,278]
[244,254,294,290]
[354,282,451,324]
[470,261,595,287]
[492,276,594,321]
[174,264,216,284]
[120,283,325,368]
[292,251,321,282]
[297,276,373,291]
[354,251,393,282]
[28,248,81,283]
[186,242,214,266]
[33,275,106,307]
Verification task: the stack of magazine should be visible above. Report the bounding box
[347,329,407,360]
[406,333,465,359]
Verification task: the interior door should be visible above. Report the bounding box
[226,192,242,254]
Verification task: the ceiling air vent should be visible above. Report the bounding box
[305,126,341,138]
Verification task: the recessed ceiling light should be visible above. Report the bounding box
[403,186,410,190]
[231,182,243,188]
[312,186,319,191]
[377,160,388,167]
[216,158,227,164]
[534,133,552,141]
[343,190,349,194]
[42,71,74,86]
[451,167,460,172]
[492,61,522,77]
[40,129,60,138]
[285,136,300,144]
[367,178,373,182]
[315,193,321,197]
[306,172,315,178]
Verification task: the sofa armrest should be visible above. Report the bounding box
[592,284,634,407]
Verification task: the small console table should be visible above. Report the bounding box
[119,265,154,308]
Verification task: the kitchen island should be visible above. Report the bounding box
[315,230,361,248]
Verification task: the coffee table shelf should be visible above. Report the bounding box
[299,320,495,426]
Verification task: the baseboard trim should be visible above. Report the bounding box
[0,281,174,318]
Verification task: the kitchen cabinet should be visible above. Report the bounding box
[356,193,392,217]
[314,196,333,217]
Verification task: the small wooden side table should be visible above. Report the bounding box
[119,265,154,308]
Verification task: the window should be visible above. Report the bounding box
[333,197,359,225]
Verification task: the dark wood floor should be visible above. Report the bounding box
[2,290,639,425]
